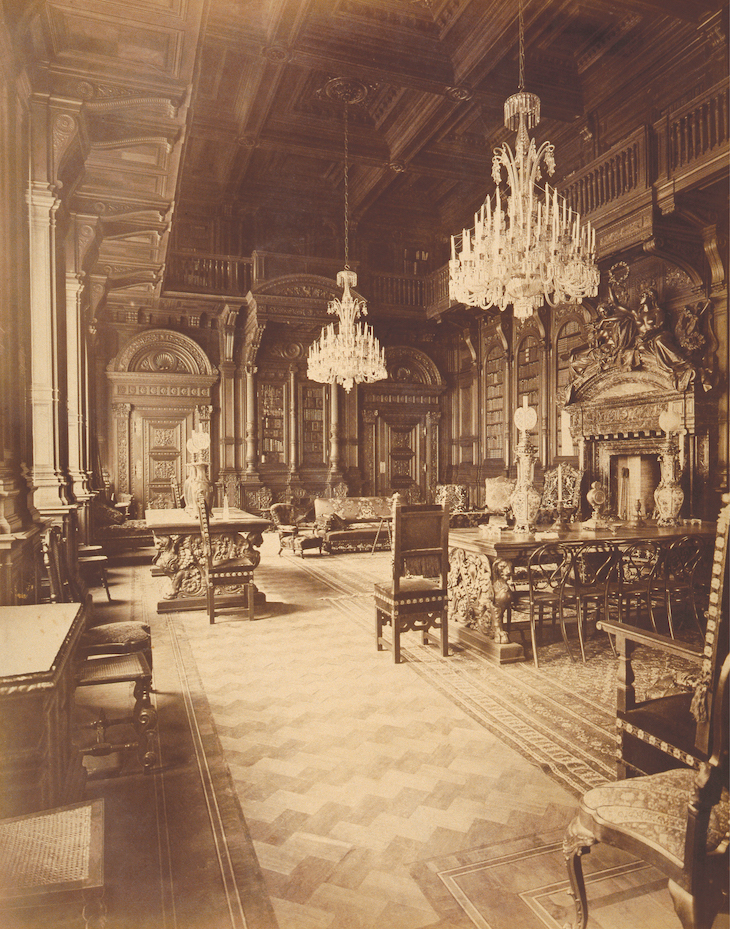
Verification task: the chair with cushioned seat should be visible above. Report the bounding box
[563,650,729,929]
[374,502,450,663]
[269,502,322,557]
[42,525,158,772]
[198,492,256,622]
[598,494,729,779]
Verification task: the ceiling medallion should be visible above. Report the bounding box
[388,161,406,173]
[321,77,369,106]
[446,86,473,102]
[262,45,290,63]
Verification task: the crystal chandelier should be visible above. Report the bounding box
[449,2,599,320]
[308,92,387,392]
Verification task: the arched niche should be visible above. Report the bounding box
[106,329,219,510]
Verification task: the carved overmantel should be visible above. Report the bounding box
[566,357,715,518]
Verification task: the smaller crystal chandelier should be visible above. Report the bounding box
[449,1,600,320]
[308,91,387,392]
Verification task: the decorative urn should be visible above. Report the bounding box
[508,401,541,533]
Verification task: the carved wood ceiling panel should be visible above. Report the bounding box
[15,0,726,310]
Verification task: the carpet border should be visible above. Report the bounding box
[166,615,280,929]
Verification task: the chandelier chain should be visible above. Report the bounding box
[518,0,525,92]
[343,104,350,269]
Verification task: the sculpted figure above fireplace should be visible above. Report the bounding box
[567,288,704,399]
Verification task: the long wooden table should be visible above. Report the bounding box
[145,507,271,613]
[0,601,89,816]
[448,520,716,664]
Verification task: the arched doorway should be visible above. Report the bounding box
[107,330,219,511]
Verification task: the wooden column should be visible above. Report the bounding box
[27,181,71,513]
[244,364,258,475]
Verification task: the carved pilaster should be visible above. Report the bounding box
[27,182,71,511]
[112,403,132,494]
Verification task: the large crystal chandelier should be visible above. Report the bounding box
[308,88,387,392]
[449,2,599,320]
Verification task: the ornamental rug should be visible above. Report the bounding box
[295,551,702,800]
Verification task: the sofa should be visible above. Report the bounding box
[314,496,395,553]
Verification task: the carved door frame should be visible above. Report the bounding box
[107,330,219,511]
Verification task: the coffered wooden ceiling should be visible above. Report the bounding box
[14,0,727,303]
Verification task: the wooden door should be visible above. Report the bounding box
[131,411,192,510]
[375,418,424,497]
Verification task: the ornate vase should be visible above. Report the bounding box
[509,440,541,533]
[654,442,684,526]
[184,462,213,516]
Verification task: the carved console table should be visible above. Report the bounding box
[0,601,89,817]
[145,507,270,613]
[448,522,715,665]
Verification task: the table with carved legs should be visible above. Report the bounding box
[448,522,715,665]
[145,508,270,613]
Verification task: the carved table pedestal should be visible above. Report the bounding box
[146,508,270,614]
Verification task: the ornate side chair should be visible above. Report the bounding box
[269,502,322,557]
[198,492,256,622]
[374,502,450,663]
[435,484,468,513]
[483,475,516,522]
[563,651,729,929]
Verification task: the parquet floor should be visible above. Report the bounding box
[62,535,725,929]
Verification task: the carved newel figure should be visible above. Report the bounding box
[509,399,541,533]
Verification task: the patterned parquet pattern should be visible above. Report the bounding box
[172,537,590,928]
[71,536,716,929]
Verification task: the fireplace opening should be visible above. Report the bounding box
[610,453,661,520]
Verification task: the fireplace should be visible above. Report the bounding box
[599,438,665,519]
[567,373,702,518]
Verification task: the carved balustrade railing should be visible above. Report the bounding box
[561,127,648,220]
[655,77,729,185]
[166,252,253,296]
[366,270,424,308]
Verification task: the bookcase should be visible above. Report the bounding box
[259,382,285,464]
[301,385,326,465]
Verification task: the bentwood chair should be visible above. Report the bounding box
[198,492,255,622]
[654,536,710,637]
[511,542,576,668]
[568,542,618,660]
[563,652,730,929]
[605,540,662,630]
[374,502,450,663]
